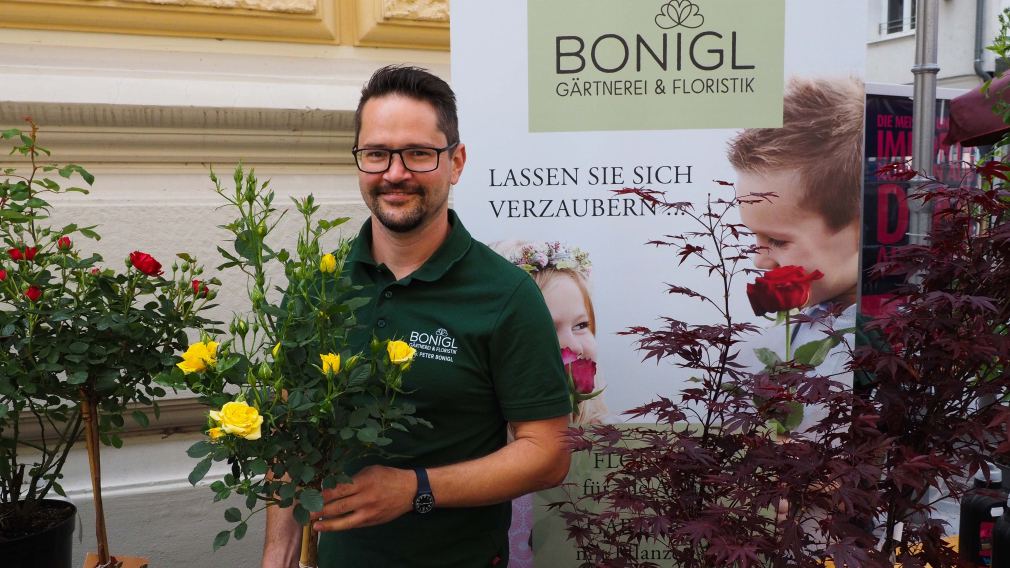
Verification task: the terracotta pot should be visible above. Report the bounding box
[0,499,76,568]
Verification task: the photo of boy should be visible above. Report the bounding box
[728,76,865,431]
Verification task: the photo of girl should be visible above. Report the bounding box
[492,240,609,425]
[491,240,610,567]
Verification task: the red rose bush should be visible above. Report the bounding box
[0,121,215,565]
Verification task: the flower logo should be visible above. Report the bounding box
[435,328,448,337]
[655,0,705,29]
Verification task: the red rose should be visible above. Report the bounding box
[0,269,6,281]
[192,279,209,297]
[8,248,22,261]
[23,247,37,261]
[567,358,597,394]
[746,265,824,316]
[90,268,100,275]
[129,251,163,276]
[57,236,72,251]
[24,285,41,302]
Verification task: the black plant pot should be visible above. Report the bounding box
[0,499,76,568]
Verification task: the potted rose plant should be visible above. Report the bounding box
[160,166,427,567]
[0,121,214,568]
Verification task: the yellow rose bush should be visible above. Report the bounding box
[160,168,427,557]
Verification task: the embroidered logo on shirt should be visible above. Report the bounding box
[408,327,459,363]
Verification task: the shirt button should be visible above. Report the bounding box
[377,318,387,328]
[383,290,393,299]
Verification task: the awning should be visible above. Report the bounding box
[946,73,1010,147]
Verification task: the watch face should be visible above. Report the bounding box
[414,493,435,514]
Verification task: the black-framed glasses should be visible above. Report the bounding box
[351,143,459,174]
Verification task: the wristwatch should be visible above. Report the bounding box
[412,468,435,514]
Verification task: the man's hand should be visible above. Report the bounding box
[311,465,416,532]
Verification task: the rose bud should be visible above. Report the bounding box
[24,285,42,302]
[0,269,7,281]
[8,248,22,261]
[23,247,37,261]
[57,236,72,251]
[192,279,209,298]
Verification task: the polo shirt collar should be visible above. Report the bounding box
[348,209,472,283]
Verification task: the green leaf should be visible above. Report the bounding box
[212,530,230,551]
[224,507,242,522]
[188,457,213,485]
[67,371,88,385]
[793,336,841,368]
[356,427,378,444]
[234,522,248,541]
[249,459,268,476]
[292,504,309,525]
[131,410,149,428]
[753,348,782,369]
[299,488,324,512]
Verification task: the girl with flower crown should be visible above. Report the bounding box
[491,239,610,567]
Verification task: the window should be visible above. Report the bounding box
[882,0,917,35]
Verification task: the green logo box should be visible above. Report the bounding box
[528,0,785,132]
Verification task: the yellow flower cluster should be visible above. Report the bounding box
[177,340,219,374]
[208,401,263,440]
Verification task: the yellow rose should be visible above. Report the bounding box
[272,342,281,359]
[208,427,224,441]
[176,340,219,374]
[320,352,341,375]
[319,253,337,274]
[208,401,263,440]
[387,340,415,366]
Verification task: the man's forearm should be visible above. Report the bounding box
[429,415,571,508]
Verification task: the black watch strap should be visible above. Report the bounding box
[412,467,435,514]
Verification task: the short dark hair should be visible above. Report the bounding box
[354,65,459,147]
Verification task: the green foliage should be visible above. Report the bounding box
[161,166,425,548]
[0,120,214,531]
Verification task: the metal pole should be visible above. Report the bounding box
[910,0,940,244]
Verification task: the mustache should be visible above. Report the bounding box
[374,182,423,195]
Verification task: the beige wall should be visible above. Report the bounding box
[0,2,445,565]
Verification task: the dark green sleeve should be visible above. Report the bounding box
[489,276,573,422]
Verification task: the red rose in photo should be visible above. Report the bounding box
[746,265,824,316]
[129,251,163,276]
[57,236,72,251]
[568,358,597,394]
[192,279,209,297]
[561,346,579,365]
[24,285,41,302]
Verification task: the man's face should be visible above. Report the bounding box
[356,94,465,233]
[735,168,860,307]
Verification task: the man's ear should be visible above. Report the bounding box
[449,143,467,185]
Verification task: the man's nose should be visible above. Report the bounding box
[383,153,412,181]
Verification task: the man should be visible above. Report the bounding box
[262,66,573,568]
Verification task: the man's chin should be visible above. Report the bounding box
[374,209,425,233]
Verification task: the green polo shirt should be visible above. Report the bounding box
[318,210,571,568]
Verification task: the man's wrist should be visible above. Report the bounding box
[412,467,435,514]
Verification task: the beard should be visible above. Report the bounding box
[367,181,430,233]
